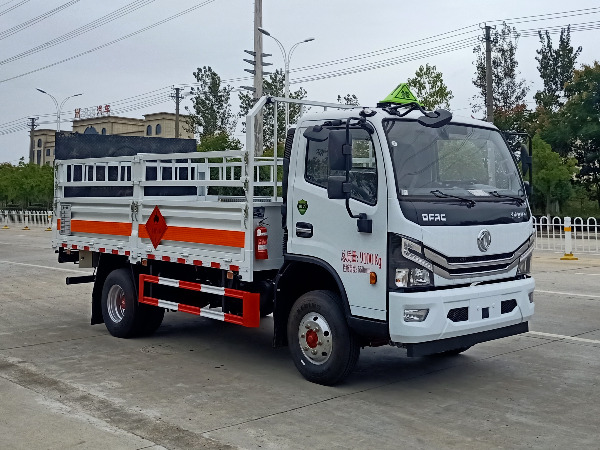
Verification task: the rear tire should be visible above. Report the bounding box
[101,268,142,338]
[287,290,359,385]
[138,304,165,336]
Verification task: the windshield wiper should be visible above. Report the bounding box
[430,190,476,207]
[489,191,525,206]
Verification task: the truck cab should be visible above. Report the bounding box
[275,94,534,383]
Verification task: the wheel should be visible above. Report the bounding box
[138,303,165,336]
[287,290,360,385]
[101,268,142,338]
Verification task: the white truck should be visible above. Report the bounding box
[52,88,535,385]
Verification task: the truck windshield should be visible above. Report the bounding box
[383,120,524,200]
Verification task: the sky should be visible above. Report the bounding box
[1,0,599,163]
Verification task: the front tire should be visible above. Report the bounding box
[287,290,359,385]
[101,268,142,338]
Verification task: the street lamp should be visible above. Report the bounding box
[36,89,83,132]
[257,27,314,132]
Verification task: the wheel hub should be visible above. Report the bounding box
[298,312,333,365]
[305,329,318,348]
[107,285,127,324]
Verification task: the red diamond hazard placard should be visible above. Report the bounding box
[145,206,167,249]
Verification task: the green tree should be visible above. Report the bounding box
[535,26,582,111]
[197,132,242,153]
[494,104,532,133]
[531,135,578,215]
[407,63,453,110]
[238,69,307,151]
[0,162,16,207]
[185,66,237,140]
[542,62,600,208]
[472,23,530,116]
[0,159,54,209]
[337,94,359,106]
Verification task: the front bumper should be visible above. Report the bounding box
[389,277,535,345]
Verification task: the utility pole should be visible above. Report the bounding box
[28,117,38,164]
[484,25,494,123]
[253,0,263,155]
[172,87,183,138]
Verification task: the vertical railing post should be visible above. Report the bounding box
[1,210,8,229]
[560,216,578,260]
[46,211,52,231]
[22,211,30,230]
[273,100,278,200]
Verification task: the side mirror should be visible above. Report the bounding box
[523,181,532,198]
[520,144,532,176]
[303,125,329,142]
[417,109,453,128]
[328,129,352,171]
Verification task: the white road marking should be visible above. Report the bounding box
[529,331,600,345]
[536,289,600,299]
[0,260,90,274]
[574,273,600,276]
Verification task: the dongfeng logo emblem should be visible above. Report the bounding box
[477,229,492,252]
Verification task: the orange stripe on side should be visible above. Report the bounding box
[71,220,132,236]
[138,225,245,248]
[57,219,61,230]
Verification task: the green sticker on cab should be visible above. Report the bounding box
[297,199,308,215]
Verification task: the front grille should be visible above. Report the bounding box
[447,307,469,322]
[501,299,517,314]
[445,262,512,275]
[445,251,515,264]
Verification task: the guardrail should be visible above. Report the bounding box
[0,210,52,230]
[534,216,599,254]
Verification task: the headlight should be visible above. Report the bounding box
[517,236,534,275]
[389,235,434,289]
[402,238,433,271]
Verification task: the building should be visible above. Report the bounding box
[30,112,194,166]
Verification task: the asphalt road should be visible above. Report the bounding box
[1,228,599,449]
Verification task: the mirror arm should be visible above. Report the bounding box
[342,119,372,233]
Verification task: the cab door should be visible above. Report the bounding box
[288,122,388,320]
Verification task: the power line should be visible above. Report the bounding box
[2,6,599,137]
[0,0,158,65]
[0,0,221,83]
[0,0,82,41]
[0,0,18,8]
[0,0,30,17]
[519,19,600,37]
[291,38,479,85]
[489,6,600,26]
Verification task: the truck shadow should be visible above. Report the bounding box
[135,313,488,389]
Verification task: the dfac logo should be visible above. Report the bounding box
[477,229,492,252]
[422,213,446,222]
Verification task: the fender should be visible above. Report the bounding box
[278,254,351,316]
[273,254,388,346]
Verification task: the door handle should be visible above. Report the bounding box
[296,222,313,238]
